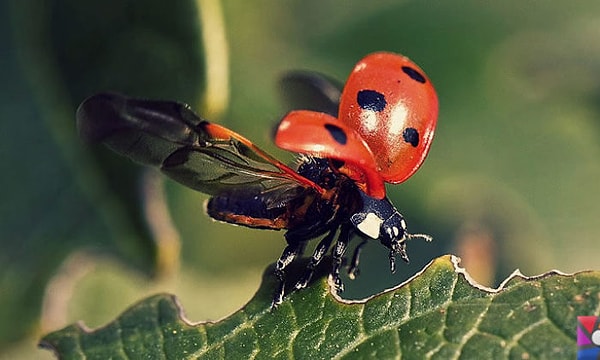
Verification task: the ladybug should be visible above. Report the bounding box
[76,52,439,307]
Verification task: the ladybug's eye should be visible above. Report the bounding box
[380,212,406,247]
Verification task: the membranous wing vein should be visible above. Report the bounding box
[77,93,323,196]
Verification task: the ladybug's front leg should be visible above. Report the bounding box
[330,223,353,293]
[347,237,368,280]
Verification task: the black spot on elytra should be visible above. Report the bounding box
[402,66,426,84]
[325,123,347,145]
[403,127,419,147]
[357,90,387,112]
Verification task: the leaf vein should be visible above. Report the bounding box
[155,301,168,360]
[393,325,401,357]
[287,303,300,359]
[74,324,85,359]
[503,318,548,357]
[424,341,445,359]
[316,317,333,350]
[540,281,578,342]
[449,297,492,360]
[114,319,131,360]
[190,308,267,357]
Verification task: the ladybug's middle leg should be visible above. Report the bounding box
[272,220,332,308]
[331,223,353,293]
[294,226,338,291]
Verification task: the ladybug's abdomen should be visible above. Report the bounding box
[206,188,297,230]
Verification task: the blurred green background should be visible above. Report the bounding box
[2,1,600,358]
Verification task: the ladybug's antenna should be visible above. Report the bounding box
[389,233,433,272]
[408,233,433,242]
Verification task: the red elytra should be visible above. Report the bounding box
[339,52,438,184]
[277,52,439,197]
[275,110,385,199]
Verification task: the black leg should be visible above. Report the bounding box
[331,224,353,293]
[347,238,368,280]
[389,251,396,274]
[398,241,410,263]
[389,241,409,274]
[272,240,305,308]
[295,227,337,290]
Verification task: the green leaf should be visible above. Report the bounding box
[40,255,600,359]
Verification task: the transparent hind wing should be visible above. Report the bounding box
[77,93,323,196]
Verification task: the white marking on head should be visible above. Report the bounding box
[356,213,383,239]
[392,226,399,237]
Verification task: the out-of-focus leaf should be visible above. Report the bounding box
[1,0,203,346]
[40,255,600,359]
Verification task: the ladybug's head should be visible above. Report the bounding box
[379,211,407,251]
[350,192,432,273]
[380,212,433,273]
